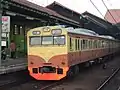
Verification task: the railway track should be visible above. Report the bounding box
[96,67,120,90]
[0,70,33,90]
[39,82,60,90]
[1,56,120,90]
[0,69,62,90]
[42,56,120,90]
[39,79,66,90]
[1,67,118,90]
[40,67,120,90]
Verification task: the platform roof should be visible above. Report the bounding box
[46,1,81,16]
[46,1,84,27]
[9,0,80,26]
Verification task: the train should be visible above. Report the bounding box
[27,25,120,80]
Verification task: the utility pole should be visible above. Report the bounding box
[0,0,3,66]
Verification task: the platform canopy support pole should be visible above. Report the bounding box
[0,0,3,66]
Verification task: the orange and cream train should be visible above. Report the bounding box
[27,26,120,80]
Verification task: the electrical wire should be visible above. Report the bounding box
[89,0,107,20]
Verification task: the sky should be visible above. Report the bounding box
[27,0,120,19]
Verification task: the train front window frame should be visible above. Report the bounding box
[42,36,53,45]
[29,35,66,46]
[29,36,41,45]
[53,36,65,45]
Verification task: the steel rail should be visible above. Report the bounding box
[96,67,120,90]
[39,79,66,90]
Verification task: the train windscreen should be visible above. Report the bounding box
[29,35,65,46]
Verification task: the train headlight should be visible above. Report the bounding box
[51,29,62,36]
[32,31,41,35]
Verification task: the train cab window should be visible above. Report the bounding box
[54,36,65,45]
[30,36,41,45]
[89,40,92,49]
[42,36,53,45]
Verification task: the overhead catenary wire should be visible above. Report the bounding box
[89,0,108,21]
[88,0,116,36]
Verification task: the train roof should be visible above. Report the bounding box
[98,35,115,40]
[65,27,116,40]
[66,27,99,36]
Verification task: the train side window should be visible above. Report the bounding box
[85,40,87,49]
[96,40,98,48]
[90,40,92,49]
[83,39,85,50]
[100,40,102,48]
[98,40,100,48]
[79,39,81,50]
[102,41,104,48]
[104,41,106,48]
[94,40,97,48]
[78,39,80,50]
[86,40,89,49]
[70,37,72,49]
[94,40,95,48]
[89,40,90,49]
[92,40,94,49]
[88,40,90,49]
[106,41,108,48]
[81,39,83,50]
[89,40,92,49]
[97,40,99,48]
[80,39,82,50]
[92,40,95,49]
[105,41,106,48]
[75,39,77,50]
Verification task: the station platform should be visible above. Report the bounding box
[0,58,27,74]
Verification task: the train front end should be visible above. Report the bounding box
[27,26,69,80]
